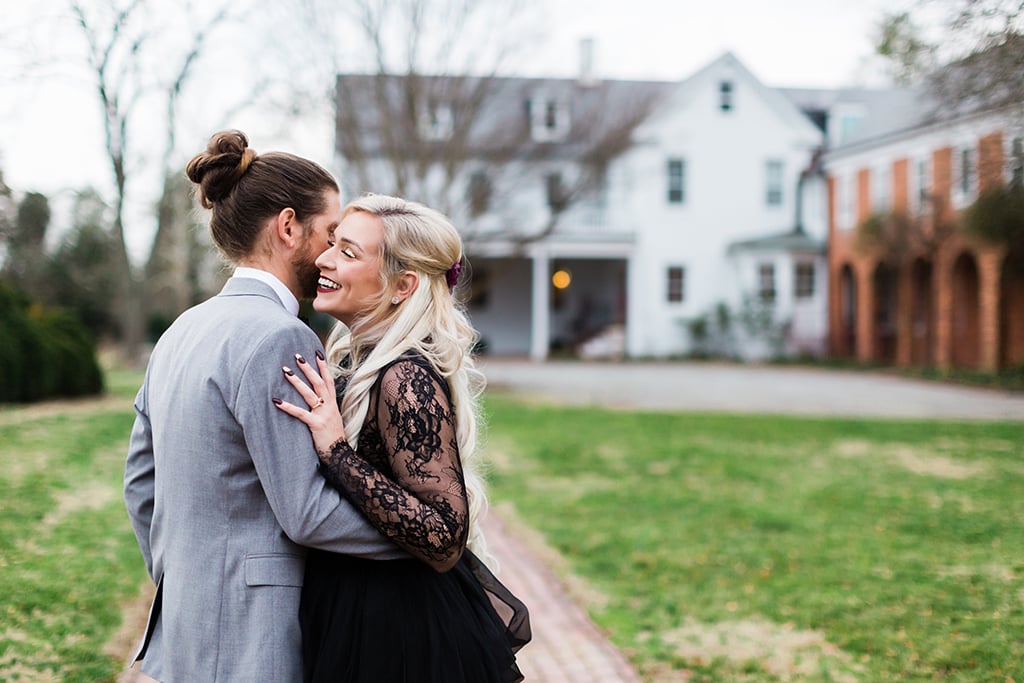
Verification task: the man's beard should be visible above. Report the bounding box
[292,241,321,300]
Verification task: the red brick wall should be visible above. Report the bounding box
[978,133,1004,193]
[826,134,1016,372]
[893,158,909,212]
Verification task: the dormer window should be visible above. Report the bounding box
[419,101,453,141]
[530,97,570,142]
[719,81,733,112]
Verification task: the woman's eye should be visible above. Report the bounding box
[326,239,336,247]
[342,248,356,259]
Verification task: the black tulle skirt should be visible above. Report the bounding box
[300,549,529,683]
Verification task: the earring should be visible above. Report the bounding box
[391,296,400,305]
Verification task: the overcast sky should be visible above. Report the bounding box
[0,0,892,259]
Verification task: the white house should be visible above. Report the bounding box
[333,51,842,360]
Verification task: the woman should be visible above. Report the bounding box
[273,194,529,682]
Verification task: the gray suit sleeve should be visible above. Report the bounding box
[125,378,157,578]
[235,326,406,559]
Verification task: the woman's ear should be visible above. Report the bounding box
[393,270,419,302]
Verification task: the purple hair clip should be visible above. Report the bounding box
[445,260,462,291]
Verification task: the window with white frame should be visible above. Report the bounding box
[530,97,570,142]
[1009,137,1023,188]
[836,172,854,230]
[467,170,492,217]
[418,101,453,141]
[666,266,685,303]
[874,163,891,211]
[956,145,977,202]
[765,159,783,206]
[667,158,685,204]
[915,157,931,212]
[758,263,776,303]
[719,81,734,112]
[794,262,815,299]
[546,172,569,212]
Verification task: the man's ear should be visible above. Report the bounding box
[393,270,419,302]
[274,208,299,247]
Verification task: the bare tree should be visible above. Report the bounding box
[68,0,258,356]
[288,0,661,248]
[874,1,1024,113]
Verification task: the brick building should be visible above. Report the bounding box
[825,94,1024,372]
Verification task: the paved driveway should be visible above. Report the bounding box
[478,359,1024,421]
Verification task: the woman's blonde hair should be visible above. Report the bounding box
[324,194,490,559]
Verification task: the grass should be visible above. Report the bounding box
[482,395,1024,682]
[0,371,147,682]
[1,370,1021,681]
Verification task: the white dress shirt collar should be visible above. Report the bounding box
[231,267,300,316]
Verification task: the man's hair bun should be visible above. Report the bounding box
[185,130,257,209]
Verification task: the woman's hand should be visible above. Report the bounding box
[272,351,346,456]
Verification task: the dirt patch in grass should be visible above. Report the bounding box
[102,579,157,683]
[938,563,1017,581]
[832,440,987,479]
[890,446,986,479]
[0,627,59,682]
[42,478,117,528]
[662,617,861,682]
[0,394,133,429]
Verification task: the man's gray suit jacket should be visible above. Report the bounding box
[124,277,403,682]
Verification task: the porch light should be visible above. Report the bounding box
[552,269,571,289]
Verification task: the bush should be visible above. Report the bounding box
[0,283,103,403]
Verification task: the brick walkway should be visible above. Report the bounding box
[117,511,641,683]
[482,511,643,683]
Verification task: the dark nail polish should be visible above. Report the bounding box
[315,350,325,361]
[272,397,282,405]
[282,366,294,376]
[295,354,307,364]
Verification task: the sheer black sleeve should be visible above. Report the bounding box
[317,359,468,572]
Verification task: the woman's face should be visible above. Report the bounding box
[313,210,386,326]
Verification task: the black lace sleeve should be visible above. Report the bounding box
[317,359,469,572]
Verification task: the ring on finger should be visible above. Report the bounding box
[312,397,325,408]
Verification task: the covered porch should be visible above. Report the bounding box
[464,237,633,360]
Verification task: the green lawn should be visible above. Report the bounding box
[0,371,147,681]
[1,372,1021,681]
[483,395,1024,682]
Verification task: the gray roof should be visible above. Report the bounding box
[334,73,671,160]
[728,228,825,255]
[779,85,938,149]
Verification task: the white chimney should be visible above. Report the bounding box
[579,37,597,87]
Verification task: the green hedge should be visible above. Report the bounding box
[0,283,103,403]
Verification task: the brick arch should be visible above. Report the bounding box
[910,258,934,366]
[999,254,1024,368]
[837,263,857,357]
[950,251,981,368]
[872,262,898,363]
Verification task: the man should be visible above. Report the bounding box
[124,130,404,681]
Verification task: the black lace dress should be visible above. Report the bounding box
[300,354,528,683]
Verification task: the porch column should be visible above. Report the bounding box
[977,246,1005,373]
[855,261,874,362]
[529,251,550,361]
[933,247,953,370]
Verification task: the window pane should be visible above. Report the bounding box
[765,160,783,205]
[1012,137,1023,187]
[667,159,685,204]
[667,266,684,303]
[719,81,733,111]
[795,263,815,299]
[758,264,775,303]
